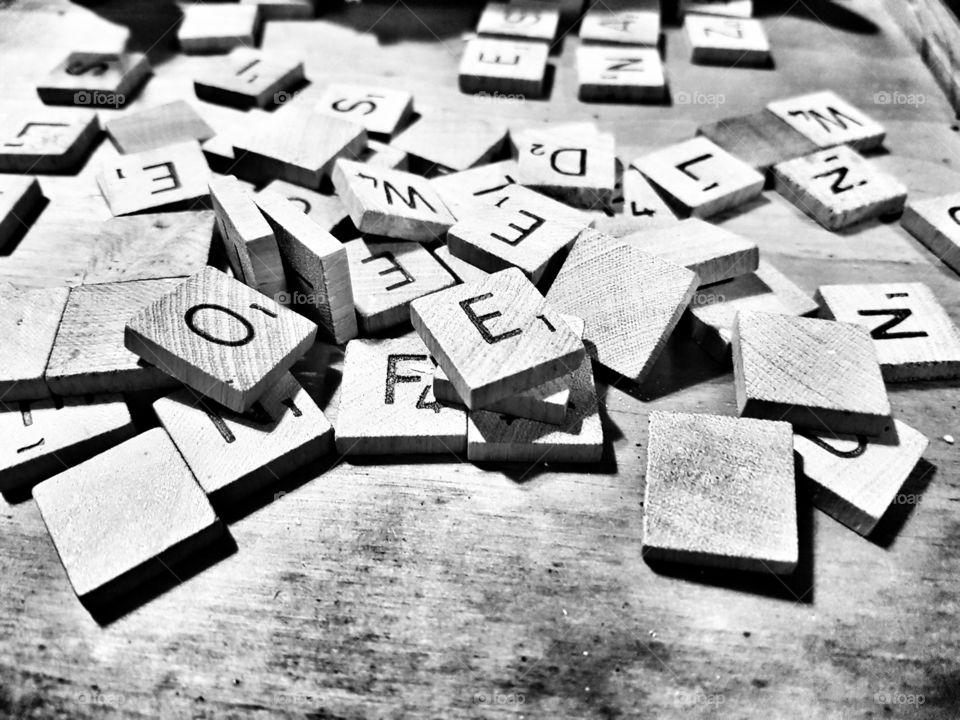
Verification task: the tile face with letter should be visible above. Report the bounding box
[37,52,150,107]
[517,127,617,209]
[314,83,413,136]
[767,90,885,151]
[459,37,549,98]
[685,15,771,67]
[0,107,100,173]
[579,2,660,46]
[902,192,960,276]
[478,2,560,41]
[576,46,667,103]
[194,47,304,109]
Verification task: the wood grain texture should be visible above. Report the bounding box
[344,237,456,334]
[579,1,660,46]
[772,145,908,230]
[471,181,593,230]
[177,4,261,55]
[0,175,43,251]
[314,83,413,137]
[410,267,584,408]
[517,126,617,208]
[0,285,69,401]
[194,47,305,109]
[459,37,550,98]
[685,15,771,67]
[431,159,517,218]
[633,136,765,218]
[335,337,467,455]
[36,51,150,107]
[31,428,223,607]
[732,310,892,435]
[431,245,491,284]
[45,278,183,396]
[254,188,357,343]
[816,281,960,381]
[104,100,213,154]
[0,394,134,494]
[795,419,928,536]
[643,410,798,573]
[125,266,317,413]
[259,179,351,236]
[767,90,886,151]
[392,114,508,173]
[546,229,698,382]
[696,110,820,178]
[154,372,333,507]
[576,45,666,103]
[478,1,561,41]
[901,191,960,276]
[0,106,100,173]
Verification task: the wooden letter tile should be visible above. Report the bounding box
[259,179,351,235]
[410,268,584,408]
[816,282,960,381]
[345,238,456,333]
[591,164,680,237]
[772,146,907,230]
[902,192,960,276]
[392,115,508,173]
[45,279,184,396]
[697,110,820,177]
[335,337,467,456]
[679,0,753,17]
[0,395,134,495]
[104,100,214,154]
[579,2,660,46]
[96,140,211,216]
[432,245,491,284]
[0,175,44,251]
[37,52,150,107]
[633,136,764,218]
[178,4,261,54]
[732,310,891,435]
[546,230,698,382]
[154,372,332,505]
[32,428,223,606]
[125,267,318,412]
[0,285,70,401]
[643,411,797,573]
[517,128,617,209]
[478,2,560,41]
[475,183,593,230]
[431,159,518,218]
[314,83,414,137]
[576,46,666,103]
[358,139,410,171]
[767,90,885,151]
[195,48,305,109]
[685,14,770,66]
[459,37,549,99]
[0,107,100,173]
[794,420,928,536]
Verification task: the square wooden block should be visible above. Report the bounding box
[431,159,518,218]
[795,419,928,536]
[32,428,223,606]
[901,192,960,276]
[314,83,413,137]
[772,146,907,230]
[259,179,351,235]
[579,3,660,46]
[154,373,332,505]
[576,46,666,103]
[332,159,455,241]
[546,230,698,382]
[345,238,457,333]
[767,90,885,151]
[679,0,753,17]
[0,395,134,494]
[517,127,617,209]
[104,100,214,154]
[473,182,591,231]
[410,267,584,409]
[125,267,318,413]
[393,115,507,173]
[0,175,44,252]
[335,337,467,456]
[591,164,680,237]
[478,2,560,41]
[0,285,69,401]
[621,217,758,286]
[685,14,770,66]
[697,110,820,176]
[633,136,764,218]
[37,52,150,107]
[178,4,261,54]
[361,139,409,171]
[732,310,891,436]
[643,411,798,573]
[816,282,960,381]
[96,141,211,216]
[195,47,305,109]
[46,278,183,396]
[459,37,549,98]
[0,107,100,173]
[432,245,491,284]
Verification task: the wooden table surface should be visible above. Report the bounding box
[2,1,959,718]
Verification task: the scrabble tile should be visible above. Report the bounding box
[633,136,764,218]
[576,46,666,103]
[0,176,44,251]
[240,0,314,19]
[902,192,960,275]
[620,217,758,286]
[37,52,150,107]
[313,84,413,137]
[435,315,584,424]
[432,159,518,218]
[816,282,960,382]
[195,48,305,109]
[767,90,885,151]
[335,337,467,455]
[233,109,366,190]
[732,311,891,436]
[447,203,581,283]
[0,395,134,494]
[32,428,222,606]
[253,189,357,343]
[685,15,770,67]
[392,116,508,173]
[688,260,818,361]
[46,279,183,396]
[0,107,100,173]
[96,140,211,216]
[643,411,797,573]
[580,7,659,47]
[104,100,213,155]
[259,179,351,236]
[83,210,215,285]
[772,146,907,230]
[155,372,332,505]
[210,175,284,299]
[359,140,410,171]
[517,127,617,209]
[591,164,680,237]
[795,420,928,536]
[679,0,753,17]
[432,245,491,284]
[178,4,261,54]
[0,286,70,401]
[479,2,560,41]
[125,267,317,413]
[410,268,584,408]
[332,159,455,241]
[477,182,594,230]
[345,238,457,333]
[459,37,550,99]
[697,110,820,177]
[546,230,698,382]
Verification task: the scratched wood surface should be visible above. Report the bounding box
[1,1,960,718]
